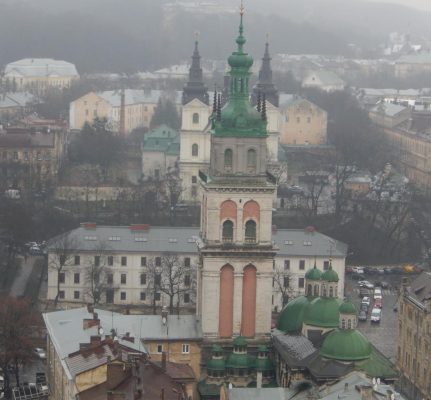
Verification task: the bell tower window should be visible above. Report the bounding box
[192,143,199,157]
[192,113,199,124]
[222,220,234,243]
[247,148,257,173]
[244,220,256,243]
[224,149,233,171]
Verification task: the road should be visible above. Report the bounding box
[345,273,405,363]
[9,255,41,298]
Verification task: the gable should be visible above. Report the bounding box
[183,97,210,109]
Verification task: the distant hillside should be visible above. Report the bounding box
[0,0,430,73]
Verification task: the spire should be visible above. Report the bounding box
[261,93,267,122]
[252,36,279,107]
[182,34,209,105]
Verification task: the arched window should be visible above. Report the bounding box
[329,286,334,298]
[313,284,319,297]
[245,220,256,243]
[222,220,234,243]
[224,149,233,170]
[322,285,327,297]
[192,113,199,124]
[247,149,257,171]
[192,143,199,157]
[307,284,312,296]
[347,319,352,329]
[341,319,346,329]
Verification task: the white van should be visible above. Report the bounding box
[371,308,381,323]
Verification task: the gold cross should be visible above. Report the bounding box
[240,0,245,16]
[194,31,200,40]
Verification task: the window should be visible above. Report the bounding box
[298,277,305,288]
[182,344,190,354]
[192,143,199,156]
[121,256,127,266]
[155,292,161,301]
[74,273,80,284]
[222,220,234,243]
[107,274,113,284]
[140,274,146,285]
[59,290,65,299]
[191,175,197,184]
[108,256,114,266]
[347,319,352,329]
[121,274,127,284]
[184,293,190,303]
[74,256,80,265]
[155,274,161,286]
[155,257,161,267]
[140,292,146,301]
[13,151,18,160]
[184,275,191,287]
[299,260,305,270]
[106,289,114,303]
[341,319,346,329]
[95,256,100,267]
[154,169,160,179]
[120,292,126,300]
[85,109,89,116]
[141,257,147,267]
[157,344,163,353]
[24,151,29,161]
[329,286,334,297]
[323,261,329,270]
[245,220,256,243]
[247,149,257,171]
[284,260,290,270]
[224,149,233,170]
[307,117,311,123]
[283,276,289,288]
[192,113,199,124]
[191,186,197,197]
[74,291,80,299]
[184,257,190,267]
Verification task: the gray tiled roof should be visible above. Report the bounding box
[0,92,35,109]
[406,271,431,307]
[371,103,407,117]
[5,58,78,77]
[47,226,347,258]
[272,330,316,364]
[227,387,301,400]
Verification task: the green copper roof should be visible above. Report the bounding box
[226,352,256,369]
[211,344,223,353]
[305,265,322,281]
[321,263,339,282]
[356,348,398,379]
[255,355,274,372]
[207,357,226,371]
[339,300,357,315]
[213,11,267,138]
[143,124,179,154]
[320,329,372,361]
[257,344,268,353]
[277,295,311,333]
[233,336,247,347]
[305,297,342,328]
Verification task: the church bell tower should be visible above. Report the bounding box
[197,6,277,342]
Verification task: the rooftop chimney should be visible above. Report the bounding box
[81,222,97,230]
[161,306,168,325]
[360,385,373,400]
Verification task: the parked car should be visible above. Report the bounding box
[360,303,369,313]
[34,348,46,359]
[359,288,371,298]
[352,267,365,274]
[358,310,367,321]
[361,296,371,307]
[351,273,362,280]
[374,298,383,309]
[29,246,43,255]
[381,281,390,289]
[371,308,382,323]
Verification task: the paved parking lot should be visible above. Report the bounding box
[345,273,406,363]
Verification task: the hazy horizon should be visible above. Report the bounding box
[365,0,431,12]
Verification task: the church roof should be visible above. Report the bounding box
[320,329,372,361]
[277,295,311,333]
[305,265,322,281]
[321,264,339,282]
[305,297,342,328]
[339,300,356,315]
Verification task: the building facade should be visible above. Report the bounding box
[397,272,431,400]
[69,89,182,133]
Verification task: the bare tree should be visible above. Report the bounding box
[273,269,294,312]
[147,254,195,314]
[47,232,78,307]
[298,170,329,220]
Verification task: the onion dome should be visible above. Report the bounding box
[206,344,226,372]
[277,295,311,333]
[226,336,255,369]
[339,300,356,315]
[304,297,342,328]
[320,329,372,361]
[255,345,273,372]
[305,264,322,281]
[321,262,339,283]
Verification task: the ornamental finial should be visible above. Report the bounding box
[194,31,200,40]
[240,0,245,16]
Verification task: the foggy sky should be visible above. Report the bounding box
[366,0,431,12]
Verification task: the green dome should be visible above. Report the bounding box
[228,52,253,69]
[233,336,247,347]
[226,352,255,369]
[211,344,223,353]
[320,329,372,361]
[321,264,339,282]
[207,357,226,371]
[305,297,342,328]
[305,266,322,281]
[339,300,356,315]
[257,345,268,353]
[255,356,273,372]
[277,295,311,333]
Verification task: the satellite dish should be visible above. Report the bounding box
[372,378,376,385]
[99,327,104,335]
[377,378,381,385]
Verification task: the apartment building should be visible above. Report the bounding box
[69,89,182,134]
[397,272,431,400]
[46,224,346,312]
